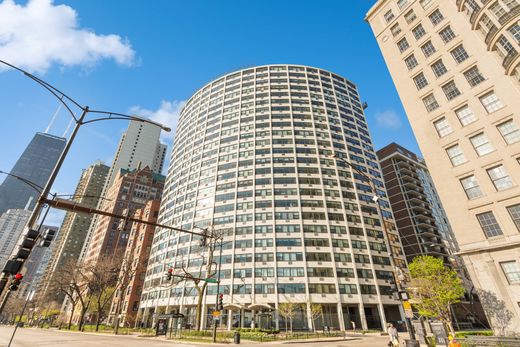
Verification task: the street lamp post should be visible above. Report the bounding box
[0,60,171,307]
[329,154,416,341]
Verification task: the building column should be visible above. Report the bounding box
[359,303,368,330]
[337,302,346,331]
[378,303,387,330]
[227,309,232,331]
[306,302,313,332]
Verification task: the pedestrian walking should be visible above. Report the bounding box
[387,323,399,347]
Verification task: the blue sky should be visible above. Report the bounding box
[0,0,419,225]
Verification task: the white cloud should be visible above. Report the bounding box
[131,100,186,141]
[0,0,135,73]
[375,109,403,129]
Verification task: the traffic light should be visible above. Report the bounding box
[166,268,173,281]
[9,273,23,291]
[39,228,56,247]
[14,228,39,260]
[217,293,224,310]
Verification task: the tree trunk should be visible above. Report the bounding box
[95,312,101,331]
[68,304,75,330]
[78,306,86,331]
[195,291,204,331]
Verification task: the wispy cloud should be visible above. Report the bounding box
[375,109,403,129]
[0,0,135,73]
[130,100,186,141]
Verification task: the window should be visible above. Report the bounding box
[423,93,439,112]
[497,35,517,57]
[405,55,419,70]
[442,81,461,100]
[431,59,448,77]
[397,38,410,53]
[470,133,494,156]
[509,24,520,44]
[439,26,456,43]
[405,10,417,24]
[446,144,467,166]
[480,92,504,113]
[429,9,444,26]
[460,175,484,199]
[420,0,434,9]
[391,23,402,37]
[487,165,513,190]
[501,261,520,284]
[384,9,395,23]
[490,1,507,20]
[464,66,485,86]
[434,117,453,137]
[421,41,437,57]
[456,105,477,126]
[413,24,427,40]
[476,211,503,238]
[398,0,409,9]
[498,120,520,144]
[413,73,429,90]
[451,45,469,63]
[507,204,520,230]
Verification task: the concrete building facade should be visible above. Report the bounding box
[38,162,109,302]
[139,65,408,332]
[0,209,31,269]
[366,0,520,334]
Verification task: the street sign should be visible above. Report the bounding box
[212,311,221,317]
[403,301,413,318]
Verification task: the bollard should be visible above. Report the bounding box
[405,340,420,347]
[234,331,241,344]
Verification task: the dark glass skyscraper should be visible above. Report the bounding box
[0,132,66,215]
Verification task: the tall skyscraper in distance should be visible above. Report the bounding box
[38,162,109,303]
[366,0,520,334]
[0,208,32,269]
[106,120,167,188]
[139,65,408,332]
[377,143,458,264]
[0,132,66,215]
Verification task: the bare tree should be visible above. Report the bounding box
[86,255,120,332]
[278,302,300,333]
[0,296,25,324]
[309,303,323,333]
[112,253,144,334]
[174,227,223,331]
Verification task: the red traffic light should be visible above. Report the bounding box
[219,293,224,299]
[168,268,173,274]
[14,273,23,280]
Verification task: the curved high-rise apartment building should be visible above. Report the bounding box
[139,65,407,331]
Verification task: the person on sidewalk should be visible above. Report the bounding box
[387,323,399,347]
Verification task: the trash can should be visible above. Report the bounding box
[234,331,241,344]
[405,340,420,347]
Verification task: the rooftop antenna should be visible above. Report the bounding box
[45,103,62,134]
[62,117,73,138]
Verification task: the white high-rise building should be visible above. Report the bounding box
[0,208,32,269]
[139,65,408,332]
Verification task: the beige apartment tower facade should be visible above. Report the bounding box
[366,0,520,335]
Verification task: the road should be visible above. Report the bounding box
[0,326,393,347]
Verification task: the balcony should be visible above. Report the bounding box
[485,25,498,46]
[499,5,520,25]
[503,49,519,71]
[469,6,482,26]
